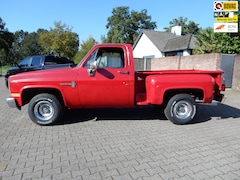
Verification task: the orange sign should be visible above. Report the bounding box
[214,23,238,32]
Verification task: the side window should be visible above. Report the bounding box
[31,56,42,66]
[84,47,124,68]
[83,49,98,68]
[19,57,31,67]
[53,57,67,64]
[98,53,123,68]
[45,56,72,65]
[56,57,68,64]
[45,56,57,65]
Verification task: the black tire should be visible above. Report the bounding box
[28,93,63,125]
[5,78,8,88]
[164,94,197,125]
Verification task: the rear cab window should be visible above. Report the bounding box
[45,56,73,65]
[31,56,42,66]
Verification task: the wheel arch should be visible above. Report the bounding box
[163,88,204,105]
[21,88,65,106]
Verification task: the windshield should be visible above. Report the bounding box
[18,57,31,67]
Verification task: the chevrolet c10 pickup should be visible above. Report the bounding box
[6,43,225,125]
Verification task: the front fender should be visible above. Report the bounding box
[20,85,64,106]
[20,83,80,108]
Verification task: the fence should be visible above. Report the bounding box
[233,55,240,90]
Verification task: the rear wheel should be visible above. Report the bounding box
[28,93,63,125]
[164,94,197,125]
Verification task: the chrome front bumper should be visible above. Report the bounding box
[6,97,17,108]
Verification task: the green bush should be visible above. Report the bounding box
[0,66,10,75]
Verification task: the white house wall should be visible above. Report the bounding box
[183,50,191,56]
[133,34,163,58]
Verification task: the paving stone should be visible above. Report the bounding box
[112,173,133,180]
[143,174,164,180]
[145,166,165,175]
[1,174,22,180]
[22,170,42,179]
[188,171,210,179]
[134,163,151,172]
[130,170,149,179]
[218,172,240,180]
[100,169,119,179]
[117,166,135,175]
[203,168,223,177]
[71,168,90,178]
[81,172,102,180]
[158,171,179,179]
[52,171,72,180]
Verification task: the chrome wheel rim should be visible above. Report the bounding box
[34,100,54,121]
[173,100,193,120]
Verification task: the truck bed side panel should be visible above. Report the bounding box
[135,70,224,105]
[145,74,214,105]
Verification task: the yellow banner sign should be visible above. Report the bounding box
[223,1,238,11]
[214,1,238,11]
[216,15,238,22]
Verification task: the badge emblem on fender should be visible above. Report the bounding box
[60,81,76,88]
[71,81,76,88]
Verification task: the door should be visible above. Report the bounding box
[220,54,235,88]
[78,47,131,107]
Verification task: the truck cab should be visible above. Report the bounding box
[77,44,135,107]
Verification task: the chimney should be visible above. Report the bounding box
[171,26,182,36]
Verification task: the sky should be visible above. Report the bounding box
[1,0,215,42]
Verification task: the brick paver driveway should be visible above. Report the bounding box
[0,76,240,180]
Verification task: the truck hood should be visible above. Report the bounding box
[5,66,21,76]
[9,67,77,83]
[8,66,20,71]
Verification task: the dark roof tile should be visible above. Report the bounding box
[163,34,196,52]
[133,29,196,52]
[133,29,176,51]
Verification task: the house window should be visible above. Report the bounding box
[165,51,183,57]
[143,55,155,59]
[177,52,183,56]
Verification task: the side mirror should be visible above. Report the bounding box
[87,68,96,77]
[90,60,98,69]
[87,61,98,77]
[14,62,22,68]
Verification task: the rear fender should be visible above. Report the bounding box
[145,74,214,105]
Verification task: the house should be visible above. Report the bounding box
[133,28,196,58]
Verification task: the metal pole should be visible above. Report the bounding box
[144,58,147,71]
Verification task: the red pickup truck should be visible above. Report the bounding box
[6,43,225,125]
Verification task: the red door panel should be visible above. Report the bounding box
[78,67,130,107]
[77,46,132,108]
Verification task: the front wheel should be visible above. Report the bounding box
[28,93,63,125]
[5,78,8,88]
[164,94,197,125]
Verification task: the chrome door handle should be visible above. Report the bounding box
[117,70,129,74]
